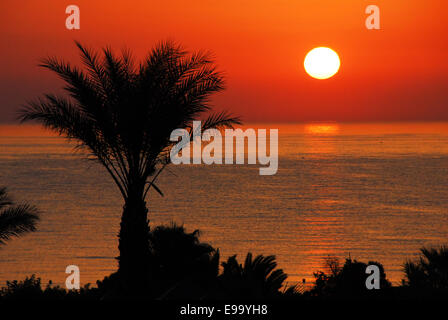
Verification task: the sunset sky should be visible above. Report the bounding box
[0,0,447,123]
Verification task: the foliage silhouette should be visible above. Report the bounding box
[18,41,240,294]
[151,223,220,299]
[97,223,220,299]
[150,224,219,279]
[404,246,448,294]
[309,257,391,298]
[0,275,99,300]
[96,224,294,299]
[4,244,448,300]
[0,187,39,246]
[218,252,288,299]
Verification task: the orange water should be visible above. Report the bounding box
[0,122,447,287]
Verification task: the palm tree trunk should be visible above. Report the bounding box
[117,186,152,296]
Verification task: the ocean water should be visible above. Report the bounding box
[0,122,447,287]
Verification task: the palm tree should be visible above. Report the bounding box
[0,187,39,245]
[220,253,287,298]
[404,246,448,290]
[18,41,240,293]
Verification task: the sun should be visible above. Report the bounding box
[304,47,340,80]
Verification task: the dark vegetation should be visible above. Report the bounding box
[0,187,39,246]
[1,222,448,300]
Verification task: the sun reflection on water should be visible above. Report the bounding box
[305,123,340,135]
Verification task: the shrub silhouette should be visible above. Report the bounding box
[8,246,448,300]
[150,223,220,299]
[97,225,292,299]
[150,224,219,281]
[310,257,391,298]
[98,223,220,299]
[0,275,99,300]
[404,246,448,292]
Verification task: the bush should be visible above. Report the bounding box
[309,257,391,298]
[0,275,99,300]
[403,246,448,294]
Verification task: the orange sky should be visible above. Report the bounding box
[0,0,447,123]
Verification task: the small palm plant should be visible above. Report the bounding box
[149,223,220,298]
[0,187,39,246]
[18,41,240,293]
[149,223,219,281]
[220,253,287,298]
[404,246,448,290]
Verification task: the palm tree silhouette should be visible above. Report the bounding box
[0,187,39,246]
[404,246,448,290]
[18,41,240,293]
[220,253,287,298]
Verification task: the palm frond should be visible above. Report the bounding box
[202,111,242,131]
[0,204,39,245]
[0,187,12,209]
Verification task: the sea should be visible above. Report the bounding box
[0,122,447,288]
